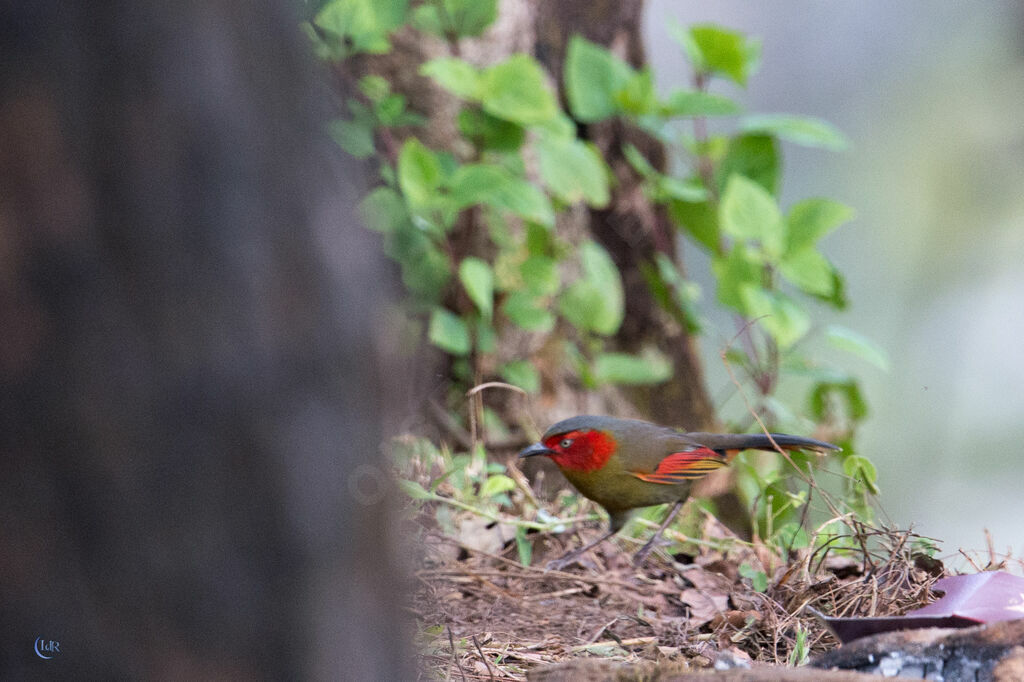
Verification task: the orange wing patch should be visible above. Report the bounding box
[629,447,727,485]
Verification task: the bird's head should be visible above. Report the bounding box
[518,416,618,472]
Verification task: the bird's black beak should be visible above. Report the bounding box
[518,442,555,458]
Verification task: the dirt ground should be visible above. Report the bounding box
[409,507,942,680]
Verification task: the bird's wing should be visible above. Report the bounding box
[627,447,727,485]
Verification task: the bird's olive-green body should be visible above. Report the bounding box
[521,415,838,532]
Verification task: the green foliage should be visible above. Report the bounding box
[739,563,768,592]
[741,114,849,151]
[826,325,890,371]
[413,0,498,38]
[313,6,885,560]
[672,23,761,86]
[428,307,471,355]
[720,174,785,257]
[788,623,810,666]
[592,351,672,386]
[558,242,625,336]
[565,36,636,122]
[536,129,610,207]
[500,360,540,394]
[716,134,779,195]
[420,57,481,99]
[312,0,409,57]
[459,257,494,320]
[479,55,559,125]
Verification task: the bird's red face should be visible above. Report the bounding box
[539,429,617,472]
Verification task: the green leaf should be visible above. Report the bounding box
[564,36,635,122]
[374,94,412,126]
[739,563,768,592]
[826,325,890,371]
[625,145,707,203]
[359,187,408,232]
[515,526,533,566]
[615,68,659,116]
[593,350,672,386]
[447,163,553,226]
[531,113,576,139]
[657,176,708,203]
[558,242,624,335]
[502,291,555,332]
[409,4,443,35]
[741,114,849,151]
[536,131,610,207]
[669,199,720,252]
[662,90,741,117]
[457,109,525,151]
[519,256,560,296]
[399,478,431,500]
[443,0,498,37]
[397,138,442,206]
[809,379,868,422]
[786,198,854,254]
[779,247,834,297]
[843,455,879,495]
[328,119,376,158]
[496,181,555,227]
[480,473,516,497]
[526,222,552,255]
[740,287,810,348]
[773,522,810,550]
[449,163,505,207]
[303,22,342,61]
[358,75,390,101]
[428,308,471,355]
[712,244,761,312]
[643,253,702,333]
[315,0,410,55]
[459,257,494,320]
[475,317,496,354]
[675,23,760,86]
[716,134,779,196]
[420,57,481,100]
[393,239,450,303]
[479,55,558,125]
[623,143,657,177]
[720,174,785,257]
[500,360,540,394]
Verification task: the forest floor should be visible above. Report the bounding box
[408,503,944,680]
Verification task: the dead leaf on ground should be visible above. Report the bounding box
[680,587,729,626]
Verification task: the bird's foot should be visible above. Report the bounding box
[544,558,571,572]
[631,536,665,566]
[545,553,584,572]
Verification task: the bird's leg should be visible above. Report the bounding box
[545,528,618,571]
[632,500,684,566]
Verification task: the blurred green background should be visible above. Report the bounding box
[647,1,1024,555]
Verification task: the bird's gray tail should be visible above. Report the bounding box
[688,432,840,453]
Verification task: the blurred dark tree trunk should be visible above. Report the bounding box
[0,1,409,679]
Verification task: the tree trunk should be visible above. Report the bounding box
[0,1,409,678]
[534,0,716,431]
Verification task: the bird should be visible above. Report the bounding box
[519,415,839,569]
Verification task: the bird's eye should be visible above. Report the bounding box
[560,438,573,449]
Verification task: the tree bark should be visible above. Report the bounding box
[0,1,409,678]
[534,0,717,431]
